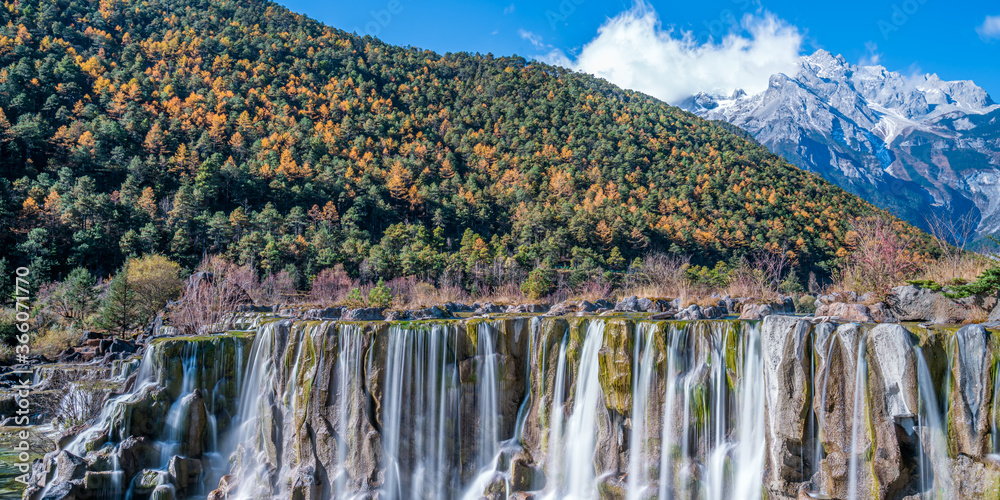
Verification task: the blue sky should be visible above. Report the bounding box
[276,0,999,103]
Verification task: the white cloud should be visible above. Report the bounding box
[542,2,803,105]
[518,29,546,49]
[504,3,516,15]
[977,15,1000,41]
[860,41,881,66]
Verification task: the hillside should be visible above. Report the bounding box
[0,0,933,286]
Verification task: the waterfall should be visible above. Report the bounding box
[658,323,685,500]
[914,347,952,498]
[626,322,656,500]
[732,322,765,499]
[334,324,365,498]
[381,323,461,500]
[546,331,570,495]
[31,314,993,500]
[476,321,501,468]
[847,331,869,500]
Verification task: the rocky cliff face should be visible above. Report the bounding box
[681,50,1000,242]
[22,314,1000,499]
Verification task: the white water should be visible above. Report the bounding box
[914,347,953,499]
[476,321,501,468]
[625,322,656,500]
[381,324,460,500]
[545,332,570,496]
[732,322,766,499]
[847,331,869,500]
[333,324,365,498]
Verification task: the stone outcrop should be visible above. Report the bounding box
[892,284,978,324]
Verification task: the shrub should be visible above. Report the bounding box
[368,279,393,308]
[344,287,365,308]
[521,268,555,300]
[30,328,79,359]
[128,255,184,324]
[310,265,355,304]
[838,216,922,299]
[169,256,252,335]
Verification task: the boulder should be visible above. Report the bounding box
[474,303,506,314]
[614,296,641,312]
[342,308,385,321]
[636,297,671,312]
[408,306,452,320]
[760,316,813,495]
[443,302,473,313]
[739,303,773,320]
[674,305,705,321]
[118,436,157,479]
[718,297,739,314]
[701,305,724,319]
[302,307,342,320]
[990,302,1000,322]
[892,284,976,324]
[168,455,203,489]
[506,303,549,313]
[814,302,874,323]
[949,325,994,458]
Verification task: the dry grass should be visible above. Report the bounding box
[914,253,989,286]
[30,328,80,359]
[387,277,471,309]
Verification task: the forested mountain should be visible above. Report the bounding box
[0,0,932,287]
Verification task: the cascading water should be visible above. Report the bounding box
[626,322,656,500]
[847,331,870,500]
[914,347,952,498]
[31,313,998,500]
[381,323,462,500]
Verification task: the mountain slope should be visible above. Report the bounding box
[681,50,1000,244]
[0,0,930,284]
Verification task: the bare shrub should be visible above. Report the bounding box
[52,380,110,429]
[259,271,296,304]
[727,250,790,300]
[169,256,250,335]
[573,274,614,302]
[310,265,356,304]
[836,216,923,299]
[921,212,986,285]
[624,253,690,299]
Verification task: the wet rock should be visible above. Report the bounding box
[951,454,1000,499]
[118,436,157,479]
[949,324,994,458]
[510,452,545,491]
[235,304,272,313]
[409,305,452,320]
[892,284,975,324]
[84,470,119,490]
[814,302,874,323]
[506,303,550,313]
[740,303,773,320]
[208,475,238,500]
[614,296,641,312]
[303,307,342,320]
[342,307,385,321]
[54,450,87,482]
[474,302,506,314]
[674,304,705,321]
[151,484,177,500]
[761,316,812,495]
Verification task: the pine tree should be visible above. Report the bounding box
[100,262,139,337]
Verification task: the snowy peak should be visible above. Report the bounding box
[680,50,1000,241]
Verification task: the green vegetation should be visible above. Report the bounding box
[0,0,936,294]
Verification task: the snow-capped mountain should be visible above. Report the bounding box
[680,50,1000,242]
